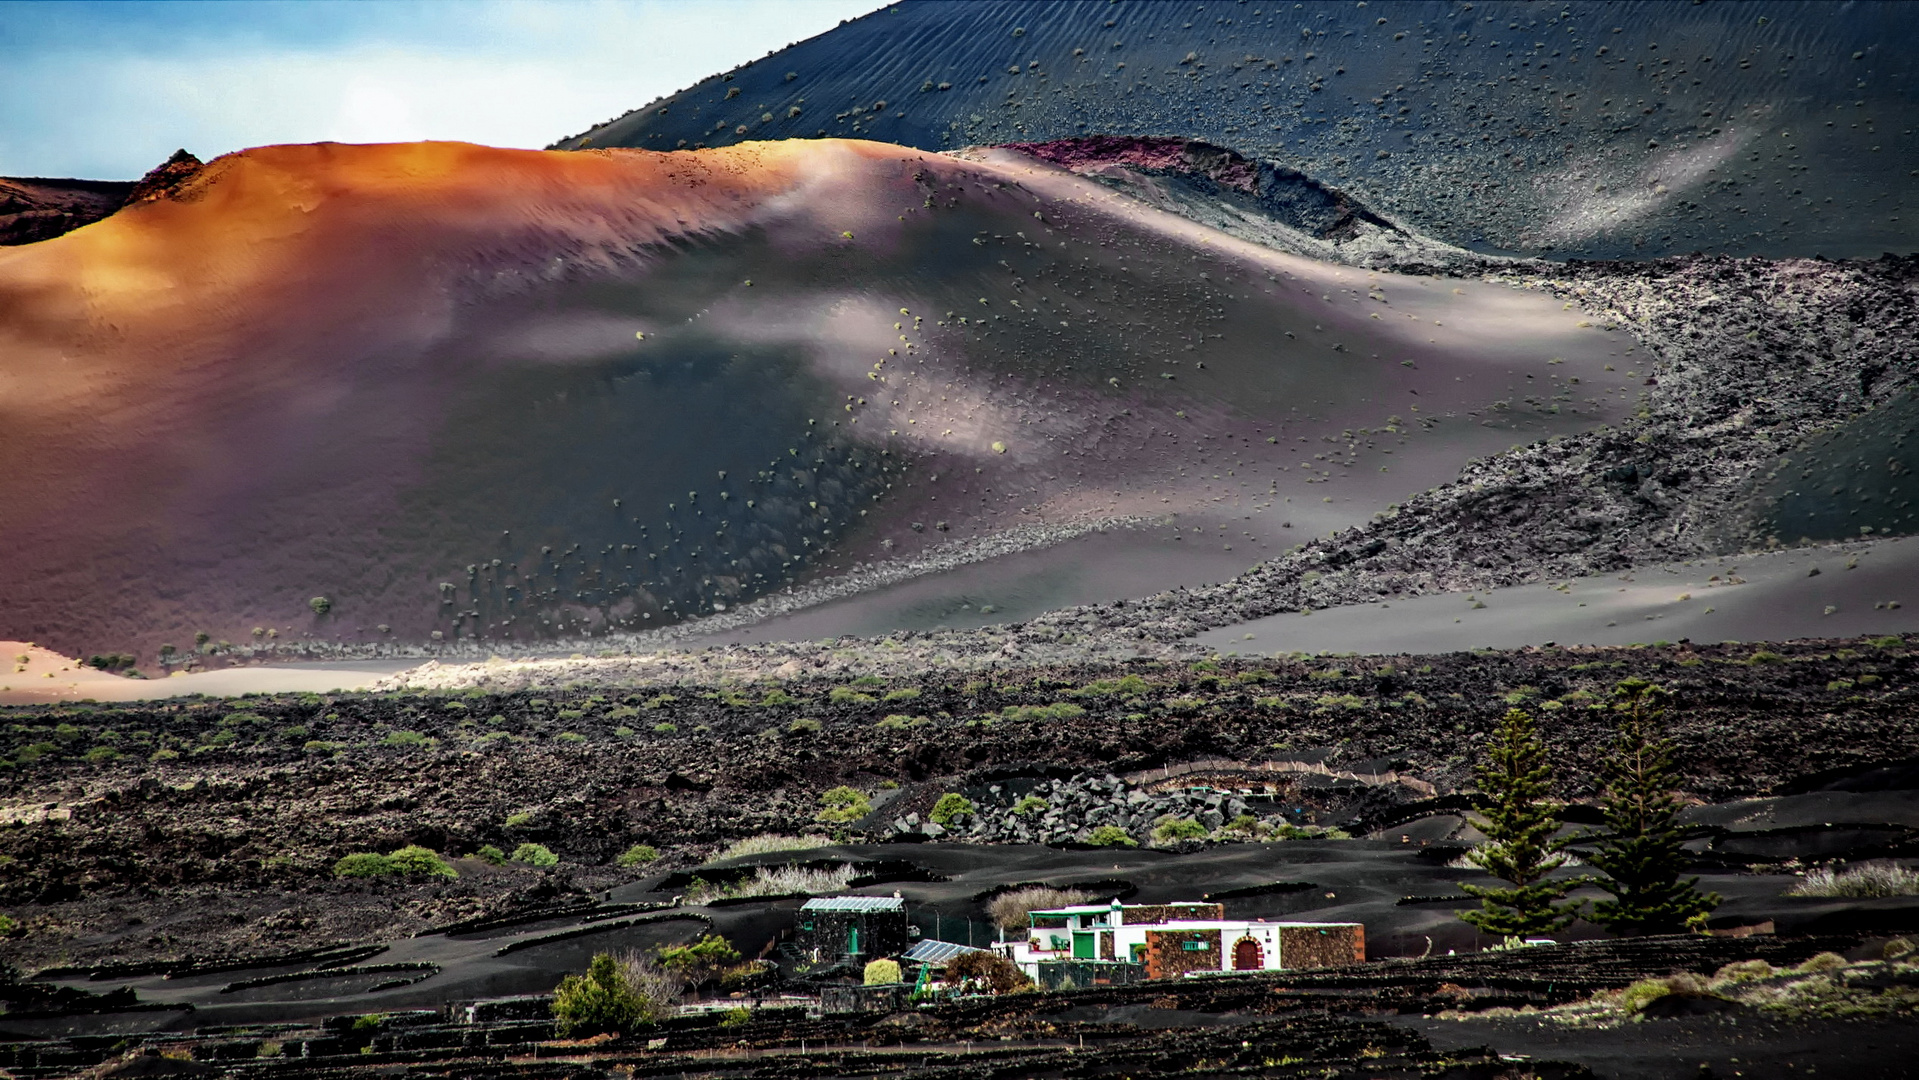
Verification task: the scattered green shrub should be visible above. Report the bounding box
[816,785,871,823]
[876,713,928,729]
[759,689,799,706]
[1151,818,1209,843]
[0,913,20,936]
[882,688,921,702]
[718,1005,752,1027]
[787,718,823,735]
[333,853,396,878]
[386,845,458,878]
[511,843,559,867]
[929,793,975,826]
[652,722,677,734]
[381,730,429,748]
[1012,795,1049,816]
[828,687,875,704]
[999,702,1086,722]
[476,845,507,865]
[505,811,535,827]
[1087,825,1137,848]
[617,844,661,868]
[82,746,119,764]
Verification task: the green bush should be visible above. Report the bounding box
[1012,795,1049,816]
[476,845,507,865]
[387,845,458,878]
[929,793,975,826]
[759,689,799,706]
[0,913,20,936]
[718,1005,752,1027]
[787,718,822,735]
[817,786,871,823]
[505,811,535,827]
[617,844,660,867]
[556,731,587,743]
[334,844,459,879]
[828,687,874,704]
[864,958,902,985]
[652,722,677,734]
[1087,825,1137,848]
[882,688,921,703]
[511,843,559,867]
[82,746,120,764]
[333,853,395,878]
[876,714,927,730]
[1151,818,1209,843]
[381,730,429,748]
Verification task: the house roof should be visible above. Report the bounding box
[902,939,984,965]
[800,896,906,913]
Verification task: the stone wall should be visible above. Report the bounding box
[1278,925,1365,969]
[1144,928,1221,979]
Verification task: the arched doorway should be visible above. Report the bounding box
[1232,937,1263,970]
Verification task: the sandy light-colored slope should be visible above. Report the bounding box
[0,138,1631,669]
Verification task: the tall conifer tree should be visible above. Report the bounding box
[1587,679,1720,934]
[1458,707,1581,939]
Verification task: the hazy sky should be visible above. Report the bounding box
[0,0,879,179]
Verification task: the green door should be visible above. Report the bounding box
[848,924,860,956]
[1072,930,1096,959]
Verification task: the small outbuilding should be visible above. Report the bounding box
[795,896,911,968]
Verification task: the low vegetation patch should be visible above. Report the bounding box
[1789,863,1919,898]
[333,845,458,879]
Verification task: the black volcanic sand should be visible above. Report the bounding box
[5,634,1918,970]
[563,0,1919,261]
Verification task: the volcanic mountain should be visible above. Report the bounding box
[0,137,1635,665]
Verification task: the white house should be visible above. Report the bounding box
[992,899,1364,981]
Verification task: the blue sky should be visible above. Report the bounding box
[0,0,879,179]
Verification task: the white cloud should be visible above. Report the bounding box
[0,0,878,178]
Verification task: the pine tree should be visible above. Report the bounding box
[1586,679,1721,935]
[1458,707,1582,939]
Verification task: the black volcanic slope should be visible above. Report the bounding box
[560,0,1919,261]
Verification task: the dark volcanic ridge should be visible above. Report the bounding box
[558,0,1919,261]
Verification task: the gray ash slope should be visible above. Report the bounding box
[396,247,1919,685]
[560,0,1918,261]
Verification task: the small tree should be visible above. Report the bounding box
[552,951,676,1037]
[1586,680,1720,934]
[864,958,902,985]
[1458,708,1581,939]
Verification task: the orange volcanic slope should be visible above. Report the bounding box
[0,139,944,656]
